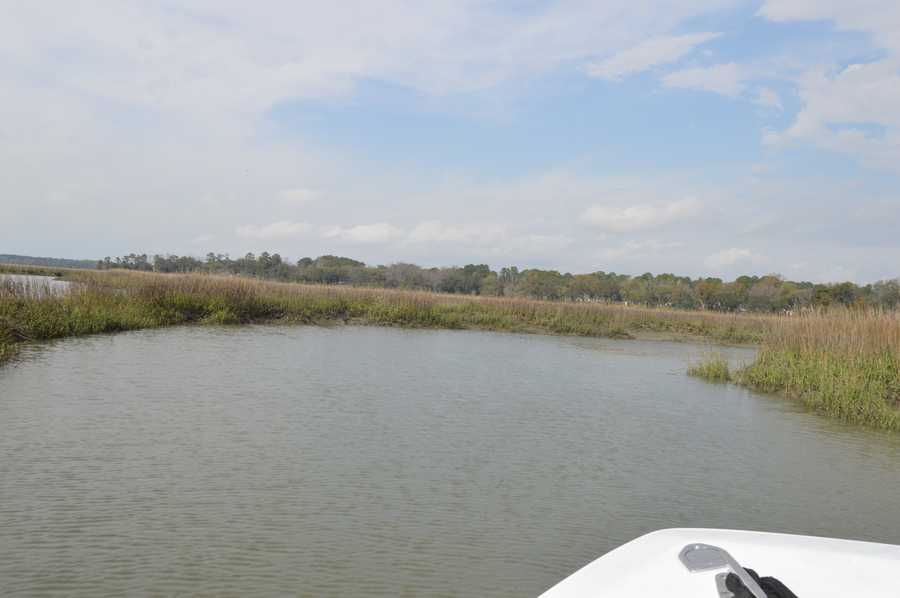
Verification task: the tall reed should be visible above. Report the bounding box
[3,269,899,430]
[736,309,900,430]
[0,268,773,366]
[687,309,900,430]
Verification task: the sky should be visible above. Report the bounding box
[3,1,900,283]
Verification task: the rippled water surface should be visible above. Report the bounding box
[2,326,900,597]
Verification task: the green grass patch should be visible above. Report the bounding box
[688,356,732,383]
[0,263,67,277]
[735,348,900,431]
[0,340,17,364]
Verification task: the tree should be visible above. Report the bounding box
[872,279,900,309]
[498,267,520,296]
[567,274,603,301]
[695,278,723,310]
[480,272,501,296]
[831,282,857,307]
[91,252,900,313]
[747,275,784,311]
[516,270,565,300]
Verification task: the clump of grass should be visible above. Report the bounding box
[731,309,900,431]
[0,340,17,364]
[688,356,732,383]
[682,308,900,431]
[0,312,22,365]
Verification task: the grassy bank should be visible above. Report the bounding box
[0,268,772,366]
[691,310,900,431]
[0,263,67,277]
[4,268,898,432]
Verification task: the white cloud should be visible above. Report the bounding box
[190,234,215,246]
[277,188,319,206]
[704,247,766,269]
[757,2,900,174]
[818,265,858,283]
[236,221,314,240]
[405,220,572,257]
[0,2,735,116]
[510,234,574,254]
[662,63,745,96]
[755,87,783,109]
[0,0,741,266]
[321,222,403,244]
[407,220,505,245]
[586,32,721,80]
[601,239,685,260]
[793,63,900,133]
[239,220,403,244]
[759,1,900,54]
[762,62,900,172]
[580,197,702,232]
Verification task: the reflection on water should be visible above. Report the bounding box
[1,326,899,597]
[0,273,72,297]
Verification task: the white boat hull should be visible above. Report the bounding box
[540,528,900,597]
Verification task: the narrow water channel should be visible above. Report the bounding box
[2,325,899,596]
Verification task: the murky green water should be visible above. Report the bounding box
[2,326,899,596]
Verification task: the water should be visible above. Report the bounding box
[0,273,72,296]
[2,326,900,597]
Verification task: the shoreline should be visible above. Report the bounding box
[0,310,755,366]
[1,267,769,364]
[3,267,898,432]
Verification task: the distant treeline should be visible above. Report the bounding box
[0,254,97,270]
[97,252,900,312]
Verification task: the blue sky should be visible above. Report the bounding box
[3,1,900,282]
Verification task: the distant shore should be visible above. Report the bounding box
[2,265,898,431]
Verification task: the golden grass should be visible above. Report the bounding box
[68,268,776,339]
[736,309,900,430]
[686,309,900,430]
[3,267,899,431]
[0,268,772,367]
[0,263,67,277]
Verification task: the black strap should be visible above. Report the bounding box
[725,568,799,598]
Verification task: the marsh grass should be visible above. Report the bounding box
[0,338,17,363]
[0,264,66,277]
[688,356,732,383]
[0,268,771,365]
[3,268,898,432]
[685,310,900,430]
[735,310,900,430]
